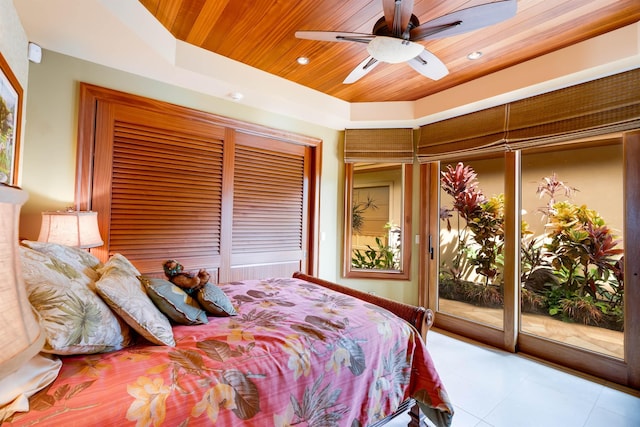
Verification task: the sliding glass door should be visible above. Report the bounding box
[423,132,639,388]
[437,157,505,331]
[519,141,624,360]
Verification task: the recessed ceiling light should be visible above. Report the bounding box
[228,91,244,101]
[467,51,483,60]
[297,56,310,65]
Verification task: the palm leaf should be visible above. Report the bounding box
[292,375,348,427]
[223,369,260,420]
[239,308,290,329]
[338,337,366,376]
[383,341,411,397]
[168,349,207,375]
[197,339,242,361]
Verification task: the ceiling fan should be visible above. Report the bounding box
[295,0,517,84]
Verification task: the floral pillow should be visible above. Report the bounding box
[196,282,237,317]
[140,277,208,325]
[95,255,175,346]
[20,240,103,281]
[19,246,134,355]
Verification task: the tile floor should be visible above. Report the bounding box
[388,330,640,427]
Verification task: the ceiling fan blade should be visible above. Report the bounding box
[410,0,517,41]
[382,0,415,37]
[343,56,380,84]
[295,31,375,44]
[408,50,449,80]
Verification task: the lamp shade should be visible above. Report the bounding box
[0,184,45,380]
[37,210,103,248]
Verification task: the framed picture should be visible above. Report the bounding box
[0,51,23,186]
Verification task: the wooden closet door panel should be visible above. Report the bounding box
[92,102,226,277]
[225,132,309,281]
[78,84,322,280]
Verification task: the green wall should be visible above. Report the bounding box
[19,50,348,281]
[19,49,424,303]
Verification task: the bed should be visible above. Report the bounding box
[5,242,453,426]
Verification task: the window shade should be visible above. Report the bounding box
[506,68,640,149]
[417,68,640,161]
[344,128,414,163]
[417,105,508,163]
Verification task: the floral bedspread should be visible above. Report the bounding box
[6,277,453,426]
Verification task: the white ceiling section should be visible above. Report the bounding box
[13,0,640,130]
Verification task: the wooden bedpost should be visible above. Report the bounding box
[408,401,421,427]
[422,308,434,342]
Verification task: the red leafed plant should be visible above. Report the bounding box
[439,162,624,330]
[441,162,504,286]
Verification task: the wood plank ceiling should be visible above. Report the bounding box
[139,0,640,103]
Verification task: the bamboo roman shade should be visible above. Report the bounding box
[506,68,640,149]
[417,68,640,162]
[344,128,414,163]
[417,105,508,162]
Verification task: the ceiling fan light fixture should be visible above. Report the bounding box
[366,36,423,63]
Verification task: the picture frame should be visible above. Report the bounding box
[0,51,23,186]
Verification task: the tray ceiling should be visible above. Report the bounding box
[139,0,640,103]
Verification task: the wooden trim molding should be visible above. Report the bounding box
[624,130,640,388]
[343,163,413,280]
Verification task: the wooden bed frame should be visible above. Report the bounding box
[293,272,435,427]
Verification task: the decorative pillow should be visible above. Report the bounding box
[196,282,237,317]
[96,252,140,277]
[140,277,208,325]
[20,240,103,281]
[95,255,175,346]
[19,246,134,355]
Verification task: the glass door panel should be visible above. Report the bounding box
[438,157,505,329]
[520,142,624,359]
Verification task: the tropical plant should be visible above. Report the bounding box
[544,202,624,298]
[438,164,625,330]
[0,98,12,137]
[351,236,399,270]
[439,207,473,282]
[351,196,377,234]
[440,162,504,286]
[533,174,624,328]
[535,172,578,217]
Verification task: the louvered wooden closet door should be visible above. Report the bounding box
[92,102,226,277]
[226,132,309,280]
